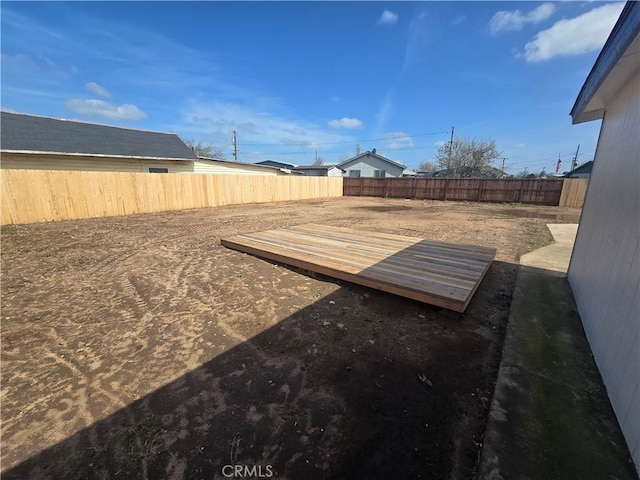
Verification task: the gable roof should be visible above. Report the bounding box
[198,156,300,174]
[571,1,640,124]
[336,150,406,169]
[1,111,197,160]
[256,160,297,169]
[565,160,593,177]
[293,164,343,171]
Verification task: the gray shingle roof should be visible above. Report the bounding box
[1,111,197,160]
[336,151,406,169]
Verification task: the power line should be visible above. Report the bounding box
[244,143,451,157]
[241,130,449,147]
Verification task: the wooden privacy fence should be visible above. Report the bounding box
[0,169,344,225]
[344,177,587,207]
[558,178,589,208]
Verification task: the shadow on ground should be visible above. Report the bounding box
[3,260,518,480]
[479,265,637,480]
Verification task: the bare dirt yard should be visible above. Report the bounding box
[1,197,581,480]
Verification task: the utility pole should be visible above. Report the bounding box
[571,144,580,171]
[448,126,455,157]
[448,126,455,174]
[232,131,238,161]
[501,157,507,175]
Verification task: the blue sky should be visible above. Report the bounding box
[1,2,624,173]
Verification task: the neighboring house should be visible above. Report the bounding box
[256,160,297,170]
[568,1,639,474]
[0,112,291,176]
[292,164,344,177]
[196,157,298,176]
[415,167,507,178]
[564,160,593,178]
[416,170,445,178]
[336,150,406,178]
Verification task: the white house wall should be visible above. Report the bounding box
[340,154,404,177]
[568,70,640,470]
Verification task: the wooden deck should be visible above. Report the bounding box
[221,224,497,312]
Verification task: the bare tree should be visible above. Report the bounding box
[312,156,325,166]
[418,161,438,172]
[355,143,362,155]
[435,136,500,178]
[182,138,226,159]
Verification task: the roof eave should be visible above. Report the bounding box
[1,149,196,162]
[571,1,640,124]
[336,151,406,169]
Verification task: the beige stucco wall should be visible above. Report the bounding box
[193,159,284,175]
[568,70,640,470]
[0,152,195,173]
[0,153,287,176]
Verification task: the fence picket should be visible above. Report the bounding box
[1,170,343,225]
[344,177,585,207]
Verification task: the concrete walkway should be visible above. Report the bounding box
[519,224,579,276]
[478,224,637,480]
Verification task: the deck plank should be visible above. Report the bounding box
[221,224,496,312]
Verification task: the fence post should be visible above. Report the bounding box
[359,178,363,196]
[518,180,525,203]
[477,179,485,202]
[443,179,449,201]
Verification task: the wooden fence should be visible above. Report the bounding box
[344,177,587,207]
[559,178,589,208]
[0,169,344,225]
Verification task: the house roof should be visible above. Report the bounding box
[293,164,342,170]
[198,156,300,174]
[565,160,594,177]
[336,151,406,169]
[571,1,640,124]
[1,111,198,160]
[256,160,297,169]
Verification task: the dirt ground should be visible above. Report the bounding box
[0,197,581,480]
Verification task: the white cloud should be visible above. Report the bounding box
[327,117,364,129]
[403,12,429,71]
[65,99,146,121]
[375,89,394,133]
[1,52,76,79]
[283,127,307,136]
[378,10,398,25]
[523,3,624,62]
[490,3,556,34]
[85,81,111,98]
[177,101,355,162]
[384,132,414,150]
[516,143,526,148]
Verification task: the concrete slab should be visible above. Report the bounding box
[519,224,578,276]
[478,225,637,480]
